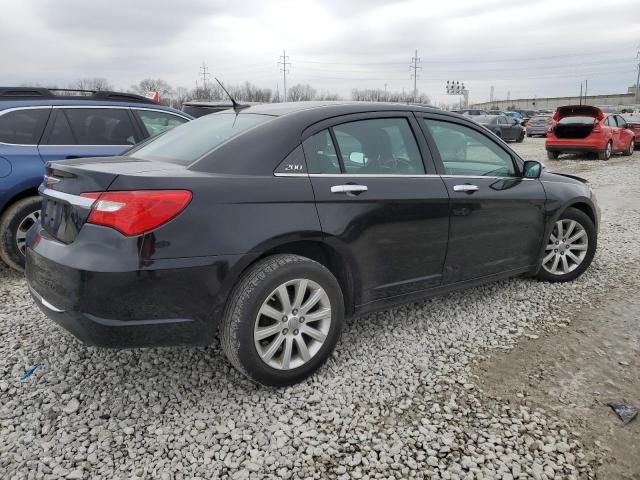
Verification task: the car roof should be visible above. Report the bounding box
[242,101,441,117]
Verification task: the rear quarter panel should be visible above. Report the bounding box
[106,173,322,259]
[0,145,44,212]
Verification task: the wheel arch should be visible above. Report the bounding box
[0,187,40,216]
[254,240,355,316]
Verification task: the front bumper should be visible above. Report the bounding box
[25,224,252,348]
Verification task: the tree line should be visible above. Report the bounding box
[27,77,431,108]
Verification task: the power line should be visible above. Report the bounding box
[278,50,291,102]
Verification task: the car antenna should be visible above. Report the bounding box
[215,78,249,114]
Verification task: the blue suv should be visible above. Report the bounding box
[0,87,192,270]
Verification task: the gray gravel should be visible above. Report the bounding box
[1,138,637,479]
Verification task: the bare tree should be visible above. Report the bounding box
[351,88,430,105]
[316,91,342,101]
[130,78,174,104]
[71,78,113,91]
[287,84,316,102]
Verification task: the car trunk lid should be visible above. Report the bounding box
[552,105,604,139]
[40,157,186,244]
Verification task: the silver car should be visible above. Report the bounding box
[526,115,552,137]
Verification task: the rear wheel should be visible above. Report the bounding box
[0,196,41,271]
[547,151,560,160]
[622,138,634,156]
[220,254,344,386]
[516,132,525,143]
[536,208,596,283]
[598,141,612,160]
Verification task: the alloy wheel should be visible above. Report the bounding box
[605,142,612,159]
[15,210,40,257]
[542,219,589,276]
[254,279,332,370]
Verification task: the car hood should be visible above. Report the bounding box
[540,170,589,186]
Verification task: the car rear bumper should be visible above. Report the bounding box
[545,144,605,153]
[25,224,252,348]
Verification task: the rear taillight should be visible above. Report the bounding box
[80,190,192,236]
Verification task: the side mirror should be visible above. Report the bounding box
[349,152,365,164]
[523,160,543,179]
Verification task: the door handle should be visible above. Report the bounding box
[331,184,368,194]
[453,184,479,192]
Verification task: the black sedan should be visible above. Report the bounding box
[25,102,599,386]
[474,114,526,142]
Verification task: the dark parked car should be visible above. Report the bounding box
[473,114,526,142]
[26,102,599,386]
[0,87,191,270]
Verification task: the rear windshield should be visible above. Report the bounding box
[557,116,596,125]
[530,116,551,123]
[127,113,272,165]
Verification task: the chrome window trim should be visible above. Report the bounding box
[0,105,189,146]
[0,106,52,146]
[39,186,96,208]
[274,172,534,180]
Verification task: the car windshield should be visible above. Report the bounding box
[530,116,551,123]
[127,113,272,165]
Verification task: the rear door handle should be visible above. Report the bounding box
[453,184,479,192]
[330,184,368,194]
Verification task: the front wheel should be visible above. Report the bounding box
[598,141,612,160]
[0,196,41,271]
[220,254,344,386]
[536,208,596,283]
[622,138,634,156]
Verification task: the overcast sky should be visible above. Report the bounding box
[2,0,639,104]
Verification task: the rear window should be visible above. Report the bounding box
[127,113,272,165]
[557,116,596,125]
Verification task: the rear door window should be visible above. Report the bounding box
[302,130,340,174]
[45,111,76,145]
[0,108,49,144]
[64,108,137,146]
[332,118,425,175]
[134,109,189,138]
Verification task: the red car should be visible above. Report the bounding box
[621,114,640,146]
[545,105,635,160]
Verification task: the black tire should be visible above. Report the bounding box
[598,141,612,160]
[0,196,41,271]
[220,254,344,386]
[536,207,597,283]
[516,132,525,143]
[547,151,560,160]
[526,133,532,137]
[622,138,634,156]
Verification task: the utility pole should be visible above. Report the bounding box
[579,82,583,105]
[585,79,588,101]
[409,50,422,102]
[198,62,210,91]
[490,85,494,103]
[278,50,291,102]
[635,47,640,104]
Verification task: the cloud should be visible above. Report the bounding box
[1,0,638,103]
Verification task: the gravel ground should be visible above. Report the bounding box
[0,138,637,479]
